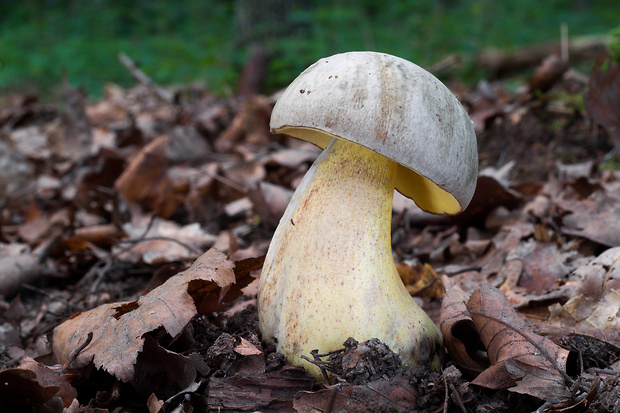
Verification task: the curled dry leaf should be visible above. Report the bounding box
[439,283,487,376]
[468,283,572,401]
[52,249,260,383]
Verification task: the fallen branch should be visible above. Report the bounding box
[118,52,174,103]
[430,34,610,78]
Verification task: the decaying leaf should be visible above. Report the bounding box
[396,261,444,297]
[439,282,487,376]
[0,357,77,411]
[115,216,217,264]
[468,283,573,401]
[549,247,620,330]
[505,239,575,295]
[52,249,259,384]
[560,191,620,247]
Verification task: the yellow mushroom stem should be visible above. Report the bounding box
[258,137,443,380]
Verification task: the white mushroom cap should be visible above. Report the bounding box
[270,51,478,215]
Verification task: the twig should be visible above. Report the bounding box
[442,369,450,413]
[325,386,341,413]
[449,383,467,413]
[118,52,174,103]
[204,168,249,194]
[301,347,348,385]
[78,213,201,291]
[61,331,93,372]
[115,236,202,256]
[561,23,569,62]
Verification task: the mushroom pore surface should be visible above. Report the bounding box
[274,125,463,214]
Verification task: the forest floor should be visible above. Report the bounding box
[2,52,620,412]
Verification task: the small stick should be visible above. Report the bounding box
[118,52,174,103]
[61,332,93,372]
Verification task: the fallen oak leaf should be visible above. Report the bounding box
[52,249,260,383]
[468,283,574,401]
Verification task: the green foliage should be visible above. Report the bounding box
[610,26,620,64]
[599,158,620,171]
[0,0,619,98]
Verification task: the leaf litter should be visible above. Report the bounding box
[2,52,620,412]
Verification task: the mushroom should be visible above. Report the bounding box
[258,51,478,379]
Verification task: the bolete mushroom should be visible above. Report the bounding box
[258,51,478,379]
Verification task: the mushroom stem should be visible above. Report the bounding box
[258,137,442,379]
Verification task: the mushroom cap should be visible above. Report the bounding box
[270,51,478,215]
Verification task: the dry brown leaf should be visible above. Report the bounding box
[20,357,77,408]
[529,55,569,93]
[549,247,620,330]
[115,217,216,264]
[560,191,620,247]
[52,249,257,383]
[147,393,165,413]
[506,239,575,295]
[266,145,320,168]
[71,224,127,247]
[165,125,210,163]
[213,95,272,152]
[468,283,572,400]
[114,135,181,218]
[233,337,262,356]
[456,174,522,226]
[439,283,487,376]
[396,261,444,298]
[0,357,77,411]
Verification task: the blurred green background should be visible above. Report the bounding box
[0,0,618,99]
